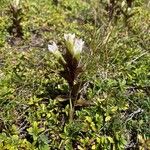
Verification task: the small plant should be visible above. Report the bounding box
[7,0,23,38]
[48,33,84,121]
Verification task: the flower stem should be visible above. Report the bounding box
[69,88,74,122]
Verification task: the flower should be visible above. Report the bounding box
[64,33,75,44]
[15,0,20,6]
[74,38,84,54]
[64,33,84,60]
[64,33,75,55]
[48,42,66,65]
[13,0,20,8]
[48,41,58,53]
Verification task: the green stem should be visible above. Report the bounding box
[69,88,74,122]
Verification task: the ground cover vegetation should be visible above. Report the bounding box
[0,0,150,149]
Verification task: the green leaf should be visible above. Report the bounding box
[107,137,114,143]
[105,116,111,122]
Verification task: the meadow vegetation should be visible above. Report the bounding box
[0,0,149,149]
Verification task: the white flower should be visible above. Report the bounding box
[13,0,20,8]
[15,0,20,6]
[48,42,66,65]
[48,42,58,53]
[64,33,84,60]
[64,33,75,44]
[74,38,84,54]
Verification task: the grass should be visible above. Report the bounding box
[0,0,149,149]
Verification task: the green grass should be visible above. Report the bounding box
[0,0,149,149]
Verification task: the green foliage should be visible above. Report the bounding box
[0,0,149,149]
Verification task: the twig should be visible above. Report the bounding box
[127,51,149,65]
[125,108,144,123]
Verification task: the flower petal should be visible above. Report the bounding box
[64,33,75,43]
[48,42,58,53]
[74,38,84,54]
